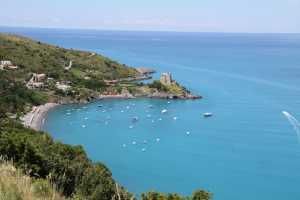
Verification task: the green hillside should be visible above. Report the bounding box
[0,33,138,81]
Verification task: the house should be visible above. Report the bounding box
[160,72,173,85]
[56,82,71,91]
[0,61,13,66]
[32,73,46,82]
[26,73,47,89]
[0,60,18,70]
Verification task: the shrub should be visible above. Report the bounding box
[148,80,168,92]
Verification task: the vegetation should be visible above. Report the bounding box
[0,120,134,200]
[0,159,67,200]
[0,72,47,117]
[141,190,212,200]
[148,80,168,92]
[0,33,137,81]
[0,33,139,102]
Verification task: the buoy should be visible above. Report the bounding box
[156,138,160,142]
[132,141,137,145]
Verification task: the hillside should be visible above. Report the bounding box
[0,33,138,81]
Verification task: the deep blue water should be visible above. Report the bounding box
[2,27,300,199]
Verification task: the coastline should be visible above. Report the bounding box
[21,92,200,131]
[21,103,59,131]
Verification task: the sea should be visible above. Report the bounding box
[1,27,300,200]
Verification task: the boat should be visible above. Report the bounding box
[161,109,168,114]
[203,112,213,117]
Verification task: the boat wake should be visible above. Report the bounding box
[282,111,300,143]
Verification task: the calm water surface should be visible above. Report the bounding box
[2,27,300,200]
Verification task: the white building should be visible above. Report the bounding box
[0,60,18,70]
[56,82,71,91]
[0,61,13,66]
[26,73,47,89]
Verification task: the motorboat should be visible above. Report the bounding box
[203,112,213,117]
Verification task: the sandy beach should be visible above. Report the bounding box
[21,103,59,131]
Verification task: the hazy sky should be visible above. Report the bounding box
[1,0,300,33]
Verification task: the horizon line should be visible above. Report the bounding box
[1,24,300,35]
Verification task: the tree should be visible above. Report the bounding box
[192,190,212,200]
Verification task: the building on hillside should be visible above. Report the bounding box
[0,60,18,70]
[160,72,173,85]
[26,73,47,89]
[0,61,12,66]
[56,82,71,91]
[32,73,46,82]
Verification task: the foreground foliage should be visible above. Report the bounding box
[0,160,67,200]
[0,120,133,200]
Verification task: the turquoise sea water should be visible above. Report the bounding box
[2,27,300,199]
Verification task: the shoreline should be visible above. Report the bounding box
[21,93,201,131]
[21,103,59,131]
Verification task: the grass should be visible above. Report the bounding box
[0,159,67,200]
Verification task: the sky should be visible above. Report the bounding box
[1,0,300,33]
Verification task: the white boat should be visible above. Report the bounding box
[161,109,168,114]
[203,112,213,117]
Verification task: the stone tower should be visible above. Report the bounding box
[160,72,172,85]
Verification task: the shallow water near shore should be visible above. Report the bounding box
[3,27,300,199]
